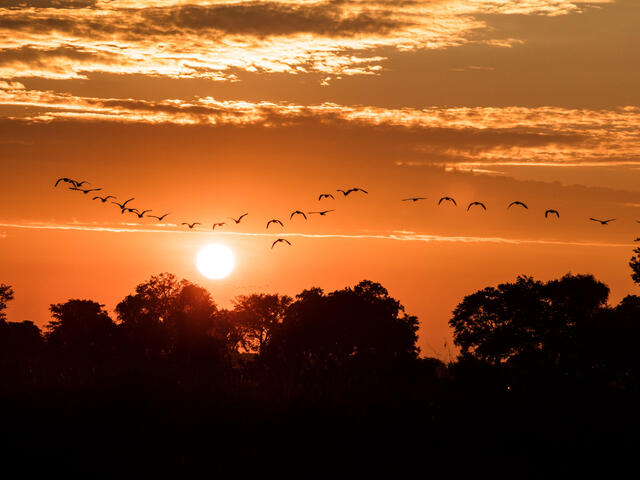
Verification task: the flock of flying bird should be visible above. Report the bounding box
[55,177,620,249]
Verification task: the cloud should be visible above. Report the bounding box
[0,1,611,80]
[1,82,639,168]
[0,221,631,248]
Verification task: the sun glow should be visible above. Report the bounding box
[196,244,235,279]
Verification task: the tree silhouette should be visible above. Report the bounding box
[450,274,609,370]
[47,299,117,369]
[0,283,14,321]
[231,293,292,354]
[630,238,640,285]
[265,280,419,372]
[116,273,231,363]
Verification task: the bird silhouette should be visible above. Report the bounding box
[266,219,284,229]
[92,195,116,203]
[290,210,307,220]
[508,201,528,209]
[318,193,335,201]
[54,177,78,188]
[212,222,226,230]
[70,187,102,194]
[402,197,427,202]
[467,201,487,211]
[228,213,248,224]
[308,210,335,216]
[74,180,91,187]
[112,198,135,213]
[438,196,457,206]
[272,238,292,249]
[182,222,201,229]
[346,187,368,195]
[132,209,151,219]
[148,213,170,221]
[545,209,560,218]
[589,218,616,225]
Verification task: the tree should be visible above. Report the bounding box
[630,238,640,285]
[47,299,117,360]
[450,274,609,370]
[0,283,14,321]
[116,273,229,359]
[265,280,419,372]
[231,293,292,354]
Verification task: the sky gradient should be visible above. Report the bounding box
[2,0,640,356]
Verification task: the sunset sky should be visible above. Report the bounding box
[2,0,640,357]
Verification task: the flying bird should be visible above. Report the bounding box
[182,222,201,229]
[402,197,427,202]
[228,213,248,224]
[308,210,335,216]
[266,219,284,229]
[271,238,292,249]
[92,195,116,203]
[438,196,457,206]
[70,187,102,194]
[589,218,616,225]
[112,198,135,213]
[467,201,487,211]
[148,213,170,221]
[318,193,335,201]
[54,177,78,188]
[545,209,560,218]
[337,187,368,196]
[508,201,528,209]
[74,180,91,187]
[132,209,151,219]
[212,222,226,230]
[290,210,307,220]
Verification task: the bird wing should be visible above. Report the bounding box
[480,203,486,210]
[589,218,600,222]
[122,198,134,207]
[55,178,63,187]
[359,188,368,194]
[302,212,307,219]
[605,219,616,223]
[285,240,291,245]
[239,213,248,221]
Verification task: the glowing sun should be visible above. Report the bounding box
[196,244,235,279]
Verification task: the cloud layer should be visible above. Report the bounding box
[1,80,638,168]
[0,0,611,80]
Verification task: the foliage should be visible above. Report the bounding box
[0,283,14,321]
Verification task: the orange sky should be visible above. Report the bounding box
[2,0,640,356]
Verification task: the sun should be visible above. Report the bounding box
[196,244,235,279]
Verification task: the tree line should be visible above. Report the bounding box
[2,248,640,474]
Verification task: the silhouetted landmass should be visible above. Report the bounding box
[1,271,639,476]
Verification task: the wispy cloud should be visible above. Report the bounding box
[0,221,632,248]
